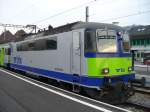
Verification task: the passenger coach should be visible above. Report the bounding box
[0,44,11,67]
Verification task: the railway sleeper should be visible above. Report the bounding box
[129,77,146,87]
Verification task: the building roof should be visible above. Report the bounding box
[0,30,27,44]
[129,25,150,38]
[0,30,16,44]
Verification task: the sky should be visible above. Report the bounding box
[0,0,150,34]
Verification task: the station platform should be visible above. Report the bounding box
[134,64,150,86]
[0,68,130,112]
[135,74,150,87]
[135,64,150,75]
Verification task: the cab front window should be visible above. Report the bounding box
[96,29,117,52]
[84,30,97,52]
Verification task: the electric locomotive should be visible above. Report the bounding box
[1,22,135,103]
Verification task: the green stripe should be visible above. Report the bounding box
[0,48,5,66]
[87,57,134,77]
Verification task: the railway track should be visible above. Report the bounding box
[118,101,150,112]
[133,85,150,95]
[128,102,150,110]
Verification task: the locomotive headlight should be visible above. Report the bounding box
[102,68,109,74]
[128,66,133,72]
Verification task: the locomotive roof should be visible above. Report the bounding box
[72,22,124,31]
[42,21,124,36]
[21,21,124,41]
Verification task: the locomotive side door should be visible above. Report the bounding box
[72,31,81,76]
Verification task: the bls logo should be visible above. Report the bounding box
[14,57,22,64]
[116,68,125,72]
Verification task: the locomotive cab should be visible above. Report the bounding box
[84,28,135,103]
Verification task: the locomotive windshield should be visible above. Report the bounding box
[96,29,117,52]
[84,29,129,53]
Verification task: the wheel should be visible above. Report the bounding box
[83,87,101,99]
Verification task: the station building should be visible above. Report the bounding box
[129,25,150,62]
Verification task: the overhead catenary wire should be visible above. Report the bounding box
[1,0,149,34]
[90,1,150,17]
[99,9,150,22]
[32,0,150,27]
[0,0,97,34]
[32,0,99,24]
[8,0,40,22]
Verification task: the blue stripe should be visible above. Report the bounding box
[84,52,131,58]
[10,63,135,88]
[10,63,102,87]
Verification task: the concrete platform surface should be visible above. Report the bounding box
[0,69,130,112]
